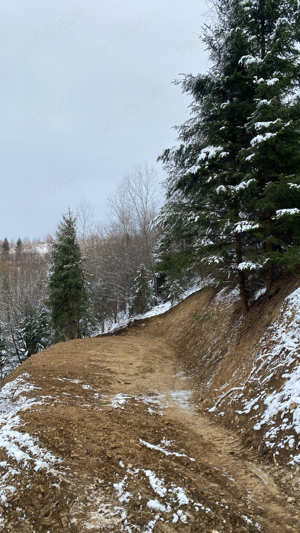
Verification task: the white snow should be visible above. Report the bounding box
[254,119,280,130]
[250,132,277,146]
[140,439,195,461]
[198,146,223,161]
[209,287,300,463]
[233,179,256,191]
[256,99,273,107]
[171,390,193,409]
[254,287,267,300]
[239,55,262,66]
[213,286,239,308]
[144,470,167,497]
[275,208,300,218]
[237,261,264,271]
[0,372,62,511]
[113,476,132,503]
[206,255,222,265]
[147,499,168,512]
[216,180,256,195]
[172,486,189,505]
[0,414,58,470]
[233,221,259,233]
[111,393,131,409]
[108,457,217,532]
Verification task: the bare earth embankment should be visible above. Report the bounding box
[1,279,300,532]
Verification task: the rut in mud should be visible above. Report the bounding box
[0,330,299,533]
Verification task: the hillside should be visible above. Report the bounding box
[121,275,300,467]
[0,278,300,532]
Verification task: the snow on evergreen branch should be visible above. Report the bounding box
[275,208,300,218]
[250,132,277,146]
[233,221,260,233]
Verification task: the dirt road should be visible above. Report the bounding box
[0,333,299,532]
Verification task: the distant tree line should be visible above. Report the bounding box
[0,163,162,377]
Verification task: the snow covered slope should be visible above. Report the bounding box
[209,286,300,465]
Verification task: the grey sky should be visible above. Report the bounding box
[1,0,209,240]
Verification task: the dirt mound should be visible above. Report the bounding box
[119,276,300,466]
[0,278,300,531]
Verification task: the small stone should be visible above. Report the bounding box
[289,403,299,411]
[287,497,296,503]
[61,516,68,528]
[127,463,133,469]
[38,485,45,495]
[158,524,177,533]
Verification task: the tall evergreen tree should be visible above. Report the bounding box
[168,279,184,306]
[2,238,9,255]
[239,0,300,290]
[16,303,51,358]
[48,209,89,341]
[130,264,155,316]
[157,0,300,315]
[0,324,6,378]
[15,238,23,258]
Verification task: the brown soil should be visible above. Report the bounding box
[1,310,300,532]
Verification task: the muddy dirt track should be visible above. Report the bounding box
[0,331,300,532]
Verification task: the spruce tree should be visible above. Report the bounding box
[17,304,51,358]
[157,0,258,316]
[239,0,300,290]
[2,238,9,255]
[168,279,184,306]
[157,0,300,315]
[0,324,6,378]
[15,238,23,258]
[130,265,155,316]
[48,209,89,341]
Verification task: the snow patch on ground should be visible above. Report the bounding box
[171,390,193,409]
[109,462,216,531]
[212,286,239,308]
[0,374,61,474]
[140,439,195,461]
[110,392,165,414]
[98,278,213,335]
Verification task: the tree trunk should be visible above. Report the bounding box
[237,270,249,317]
[236,234,249,317]
[265,210,273,293]
[69,290,74,340]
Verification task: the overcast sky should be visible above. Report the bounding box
[1,0,209,240]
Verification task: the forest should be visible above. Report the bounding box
[1,0,300,376]
[0,163,164,376]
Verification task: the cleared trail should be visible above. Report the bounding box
[0,333,299,532]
